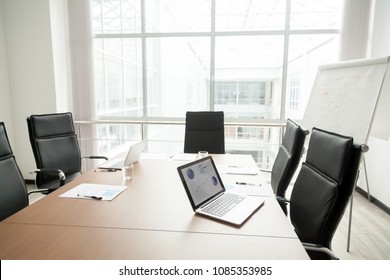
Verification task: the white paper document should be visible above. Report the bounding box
[60,183,127,201]
[169,153,197,162]
[217,165,259,175]
[225,183,273,196]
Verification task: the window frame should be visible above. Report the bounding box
[92,0,340,125]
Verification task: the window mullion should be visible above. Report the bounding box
[141,0,148,120]
[141,0,148,141]
[280,0,292,122]
[210,0,216,111]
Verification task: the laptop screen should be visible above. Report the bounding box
[124,140,146,165]
[177,156,225,209]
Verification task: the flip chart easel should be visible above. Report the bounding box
[301,56,390,252]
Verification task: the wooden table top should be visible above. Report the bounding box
[0,154,309,260]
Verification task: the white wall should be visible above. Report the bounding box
[1,0,58,179]
[49,0,72,113]
[369,0,390,57]
[0,1,14,141]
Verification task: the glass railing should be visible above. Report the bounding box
[74,120,286,170]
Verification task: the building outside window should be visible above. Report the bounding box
[289,72,301,111]
[91,0,342,167]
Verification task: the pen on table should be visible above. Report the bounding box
[236,182,261,186]
[95,168,116,172]
[77,194,103,200]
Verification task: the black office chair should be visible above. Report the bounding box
[0,122,60,221]
[272,119,308,214]
[184,111,225,154]
[289,127,363,260]
[27,112,107,192]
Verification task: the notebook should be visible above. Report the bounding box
[177,156,265,226]
[99,140,146,170]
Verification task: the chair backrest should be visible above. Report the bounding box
[27,112,82,189]
[290,127,362,255]
[271,119,308,197]
[0,122,28,221]
[184,111,225,154]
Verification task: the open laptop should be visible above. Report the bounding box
[99,140,146,170]
[177,156,264,226]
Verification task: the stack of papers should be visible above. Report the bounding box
[60,183,127,201]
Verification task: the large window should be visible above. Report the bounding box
[91,0,342,164]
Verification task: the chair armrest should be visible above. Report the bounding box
[302,242,339,260]
[82,156,108,161]
[276,196,289,204]
[30,168,66,194]
[259,168,271,173]
[27,188,51,195]
[275,196,289,215]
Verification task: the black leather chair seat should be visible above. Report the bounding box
[0,122,50,221]
[272,119,308,214]
[288,127,363,259]
[27,112,107,191]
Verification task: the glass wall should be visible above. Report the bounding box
[91,0,342,166]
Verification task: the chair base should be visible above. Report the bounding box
[303,243,339,260]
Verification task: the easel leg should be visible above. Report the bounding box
[347,169,361,252]
[363,155,371,201]
[347,194,354,252]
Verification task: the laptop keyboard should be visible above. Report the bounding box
[202,193,245,217]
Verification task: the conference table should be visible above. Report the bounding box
[0,154,309,260]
